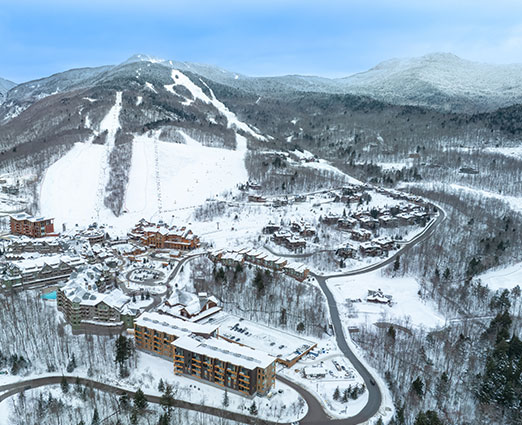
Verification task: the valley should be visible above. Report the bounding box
[0,52,521,425]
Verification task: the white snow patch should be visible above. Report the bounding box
[402,182,522,213]
[377,162,407,171]
[328,270,445,329]
[478,262,522,291]
[484,146,522,159]
[40,139,107,229]
[145,82,157,93]
[124,132,248,219]
[164,69,266,141]
[177,130,200,147]
[136,95,143,106]
[40,92,122,230]
[301,160,363,185]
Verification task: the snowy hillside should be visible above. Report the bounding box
[38,73,251,232]
[125,52,522,112]
[40,131,248,232]
[340,53,522,112]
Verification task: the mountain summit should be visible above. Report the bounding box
[340,52,522,112]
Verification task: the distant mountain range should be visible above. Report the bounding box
[2,52,522,113]
[0,52,521,220]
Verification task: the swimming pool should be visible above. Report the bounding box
[41,291,57,300]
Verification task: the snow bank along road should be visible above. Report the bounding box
[0,208,445,424]
[0,376,277,425]
[0,375,327,425]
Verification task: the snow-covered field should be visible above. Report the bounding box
[477,261,522,291]
[484,146,522,160]
[0,351,307,424]
[327,270,445,329]
[40,140,110,229]
[402,182,522,213]
[278,337,368,419]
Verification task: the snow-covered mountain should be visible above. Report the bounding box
[0,56,268,228]
[0,77,16,104]
[1,52,522,228]
[340,53,522,112]
[118,53,522,113]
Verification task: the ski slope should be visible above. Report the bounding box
[40,129,248,233]
[124,132,248,218]
[478,262,522,291]
[40,92,122,230]
[40,140,108,230]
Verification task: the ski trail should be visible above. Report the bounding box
[94,91,122,219]
[153,138,163,214]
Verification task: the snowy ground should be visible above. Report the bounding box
[327,270,445,330]
[401,182,522,213]
[0,351,306,424]
[278,337,367,419]
[188,188,426,260]
[123,132,248,223]
[133,351,307,423]
[477,261,522,291]
[484,146,522,160]
[0,398,9,425]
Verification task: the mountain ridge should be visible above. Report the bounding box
[5,52,522,113]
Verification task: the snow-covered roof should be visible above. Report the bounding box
[10,212,53,222]
[284,262,309,273]
[135,312,218,336]
[207,313,316,364]
[10,254,84,273]
[173,334,275,370]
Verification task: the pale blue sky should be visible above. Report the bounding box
[1,0,522,83]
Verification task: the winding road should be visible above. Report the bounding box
[0,207,445,425]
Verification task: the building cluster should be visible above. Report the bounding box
[76,227,106,246]
[158,290,221,322]
[4,240,62,260]
[322,192,433,260]
[133,298,318,397]
[262,218,316,252]
[322,203,431,233]
[209,248,310,282]
[129,220,200,251]
[134,311,276,396]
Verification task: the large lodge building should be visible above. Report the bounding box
[129,221,200,251]
[134,312,276,396]
[10,213,57,238]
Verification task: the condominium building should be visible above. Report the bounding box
[10,213,57,238]
[134,312,219,360]
[173,334,276,396]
